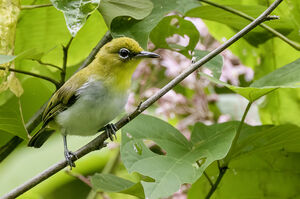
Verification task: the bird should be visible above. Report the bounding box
[28,37,160,168]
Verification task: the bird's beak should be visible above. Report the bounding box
[135,51,160,58]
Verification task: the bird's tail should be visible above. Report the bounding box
[28,127,55,148]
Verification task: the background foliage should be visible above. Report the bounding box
[0,0,300,199]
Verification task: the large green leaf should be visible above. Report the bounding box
[90,173,145,198]
[201,58,300,102]
[0,100,28,140]
[121,114,236,199]
[51,0,101,36]
[150,15,200,57]
[99,0,153,28]
[111,0,201,49]
[188,123,300,199]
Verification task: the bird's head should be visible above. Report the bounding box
[92,37,160,90]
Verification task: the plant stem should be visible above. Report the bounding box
[60,37,74,84]
[204,102,252,199]
[32,59,62,71]
[0,0,283,198]
[199,0,300,50]
[21,4,52,10]
[0,66,60,88]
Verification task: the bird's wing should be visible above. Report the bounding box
[42,84,78,126]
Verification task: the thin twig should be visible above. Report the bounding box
[0,66,60,88]
[61,37,74,84]
[32,59,62,71]
[21,4,52,10]
[0,1,283,198]
[204,166,227,199]
[199,0,300,50]
[0,31,112,163]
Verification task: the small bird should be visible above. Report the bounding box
[28,37,160,167]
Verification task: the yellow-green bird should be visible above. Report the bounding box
[28,37,160,167]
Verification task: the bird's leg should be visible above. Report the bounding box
[63,135,77,169]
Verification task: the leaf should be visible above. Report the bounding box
[121,114,236,199]
[7,74,24,97]
[189,123,300,199]
[194,50,223,79]
[201,58,300,102]
[99,0,153,28]
[150,15,200,57]
[235,124,300,157]
[0,101,27,140]
[0,55,17,65]
[90,173,144,198]
[111,0,201,49]
[51,0,101,36]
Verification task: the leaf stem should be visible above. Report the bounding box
[204,102,252,199]
[0,66,60,88]
[199,0,300,50]
[21,4,52,10]
[1,0,283,197]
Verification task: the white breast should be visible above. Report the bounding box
[55,79,128,136]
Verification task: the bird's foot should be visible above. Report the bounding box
[64,150,77,169]
[105,123,118,141]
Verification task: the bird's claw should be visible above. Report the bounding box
[105,123,118,141]
[64,150,77,169]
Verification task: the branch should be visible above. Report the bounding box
[76,31,112,72]
[199,0,300,50]
[0,1,283,198]
[0,66,60,88]
[32,59,62,71]
[60,37,74,84]
[21,4,53,10]
[0,31,112,163]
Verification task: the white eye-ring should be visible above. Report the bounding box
[119,48,130,59]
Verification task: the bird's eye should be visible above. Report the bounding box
[119,48,130,59]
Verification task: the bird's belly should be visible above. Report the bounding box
[55,81,128,136]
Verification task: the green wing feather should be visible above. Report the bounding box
[28,71,88,148]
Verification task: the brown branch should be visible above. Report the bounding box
[0,0,283,198]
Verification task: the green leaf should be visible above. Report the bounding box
[121,114,236,199]
[189,123,300,199]
[194,50,223,79]
[0,101,28,140]
[99,0,153,28]
[150,15,200,57]
[201,58,300,102]
[51,0,101,36]
[90,173,144,198]
[0,55,17,65]
[111,0,201,49]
